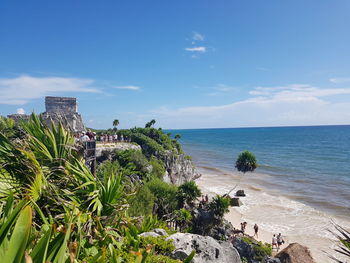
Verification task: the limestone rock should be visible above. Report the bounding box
[264,257,281,263]
[153,228,168,236]
[275,243,315,263]
[162,151,201,185]
[95,143,142,162]
[233,237,255,261]
[166,233,242,263]
[139,232,160,238]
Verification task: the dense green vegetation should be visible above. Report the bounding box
[0,114,203,262]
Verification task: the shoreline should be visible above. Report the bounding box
[195,167,350,263]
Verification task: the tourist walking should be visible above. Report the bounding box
[277,233,284,250]
[272,234,278,250]
[253,224,259,238]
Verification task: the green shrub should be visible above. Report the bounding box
[139,236,175,254]
[131,133,165,157]
[116,149,151,175]
[176,181,201,208]
[145,178,178,218]
[149,156,166,179]
[241,236,272,260]
[128,186,155,216]
[208,195,230,218]
[96,160,120,179]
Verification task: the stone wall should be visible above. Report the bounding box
[45,96,77,113]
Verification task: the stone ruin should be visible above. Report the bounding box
[8,96,86,132]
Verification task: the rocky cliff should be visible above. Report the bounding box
[162,150,201,185]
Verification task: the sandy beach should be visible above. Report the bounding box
[195,169,350,263]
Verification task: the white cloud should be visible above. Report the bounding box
[193,32,205,41]
[184,47,206,53]
[150,84,350,128]
[329,77,350,84]
[0,75,99,105]
[114,85,141,91]
[16,108,25,114]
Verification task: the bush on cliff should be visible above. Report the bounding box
[128,185,155,216]
[176,180,202,208]
[145,178,178,219]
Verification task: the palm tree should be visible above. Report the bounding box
[113,119,119,131]
[174,134,181,140]
[208,195,230,218]
[176,181,201,208]
[226,150,257,196]
[145,119,156,128]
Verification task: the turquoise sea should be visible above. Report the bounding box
[170,125,350,220]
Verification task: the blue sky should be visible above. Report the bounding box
[1,0,350,129]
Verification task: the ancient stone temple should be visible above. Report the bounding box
[8,96,86,132]
[41,96,85,132]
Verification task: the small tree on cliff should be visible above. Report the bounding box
[226,150,257,196]
[176,181,201,208]
[145,119,156,128]
[113,119,119,131]
[174,134,181,140]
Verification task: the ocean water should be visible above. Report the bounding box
[169,125,350,220]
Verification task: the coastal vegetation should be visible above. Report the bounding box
[0,114,195,262]
[0,114,227,262]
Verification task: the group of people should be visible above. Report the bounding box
[99,134,130,143]
[238,222,285,250]
[75,130,96,142]
[272,233,284,251]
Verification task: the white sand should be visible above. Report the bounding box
[196,170,350,263]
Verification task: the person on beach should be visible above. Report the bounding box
[253,224,259,238]
[272,234,278,250]
[277,233,284,249]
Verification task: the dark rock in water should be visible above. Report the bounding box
[166,233,242,263]
[231,197,243,207]
[275,243,315,263]
[236,190,246,197]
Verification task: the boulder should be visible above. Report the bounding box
[139,231,160,238]
[275,243,315,263]
[166,233,242,263]
[153,228,168,236]
[264,258,281,263]
[236,190,246,197]
[232,237,255,261]
[231,197,243,207]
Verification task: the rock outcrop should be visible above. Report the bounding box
[95,143,141,162]
[166,233,241,263]
[162,151,201,185]
[275,243,315,263]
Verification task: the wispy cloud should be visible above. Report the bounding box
[329,77,350,84]
[150,84,350,128]
[0,75,99,105]
[205,84,237,96]
[184,47,206,53]
[193,32,205,41]
[114,85,141,91]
